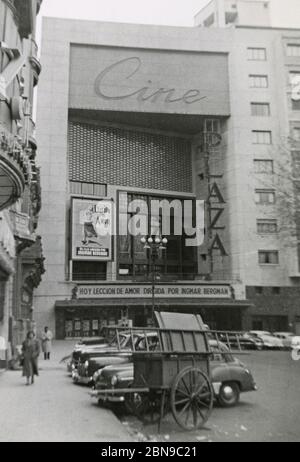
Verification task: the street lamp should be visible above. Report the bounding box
[141,236,168,324]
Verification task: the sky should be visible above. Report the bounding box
[38,0,300,29]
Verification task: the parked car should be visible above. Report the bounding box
[66,337,109,374]
[219,332,263,351]
[249,331,284,350]
[273,332,296,350]
[291,336,300,350]
[73,332,159,385]
[91,340,257,408]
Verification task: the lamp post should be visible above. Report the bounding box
[141,236,168,324]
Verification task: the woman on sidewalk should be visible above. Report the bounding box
[22,331,40,386]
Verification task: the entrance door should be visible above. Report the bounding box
[296,320,300,336]
[82,319,91,337]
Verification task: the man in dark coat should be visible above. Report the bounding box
[22,331,40,385]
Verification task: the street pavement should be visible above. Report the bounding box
[1,344,299,442]
[0,341,132,442]
[120,350,300,443]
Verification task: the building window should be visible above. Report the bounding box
[254,159,274,174]
[272,287,281,295]
[249,74,268,88]
[287,44,300,57]
[117,191,197,281]
[204,13,215,27]
[290,71,300,84]
[258,251,279,265]
[251,103,270,117]
[204,119,221,133]
[255,287,263,295]
[252,130,272,144]
[257,219,278,234]
[292,100,300,111]
[255,190,276,205]
[293,127,300,141]
[247,47,267,61]
[72,261,107,281]
[70,181,107,197]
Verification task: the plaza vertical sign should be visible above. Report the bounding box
[71,198,113,261]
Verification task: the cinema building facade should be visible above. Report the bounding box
[35,15,300,339]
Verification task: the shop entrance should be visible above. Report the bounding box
[64,315,122,339]
[251,315,288,332]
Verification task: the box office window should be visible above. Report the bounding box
[118,192,197,280]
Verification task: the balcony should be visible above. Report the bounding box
[0,125,33,211]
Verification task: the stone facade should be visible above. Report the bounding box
[0,0,44,366]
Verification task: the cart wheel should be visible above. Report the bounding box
[171,367,213,431]
[125,390,166,425]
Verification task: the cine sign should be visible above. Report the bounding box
[77,284,232,300]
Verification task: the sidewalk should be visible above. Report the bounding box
[0,341,132,442]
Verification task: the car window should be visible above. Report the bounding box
[210,346,225,362]
[135,336,159,351]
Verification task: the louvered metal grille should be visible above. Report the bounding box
[68,122,192,193]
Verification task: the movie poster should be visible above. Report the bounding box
[71,198,113,261]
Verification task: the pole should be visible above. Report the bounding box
[151,248,156,324]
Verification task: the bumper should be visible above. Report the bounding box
[213,381,258,396]
[72,371,93,385]
[90,389,125,403]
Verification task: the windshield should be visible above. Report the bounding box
[109,333,128,348]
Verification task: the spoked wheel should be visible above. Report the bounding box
[171,367,213,431]
[125,390,167,425]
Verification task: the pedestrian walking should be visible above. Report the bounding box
[41,326,53,360]
[22,331,40,386]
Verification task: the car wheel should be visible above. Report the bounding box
[218,382,240,408]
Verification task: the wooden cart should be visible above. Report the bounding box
[92,312,245,431]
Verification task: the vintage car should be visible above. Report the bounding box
[249,331,284,349]
[66,337,109,374]
[219,332,264,351]
[73,331,159,385]
[273,332,296,350]
[291,336,300,350]
[91,340,257,408]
